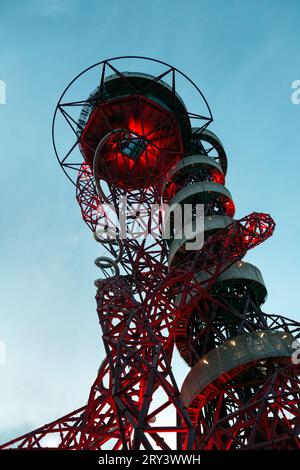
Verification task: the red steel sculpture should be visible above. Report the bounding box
[1,57,300,450]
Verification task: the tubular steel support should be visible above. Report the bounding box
[1,57,299,450]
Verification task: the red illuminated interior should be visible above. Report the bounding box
[79,95,184,188]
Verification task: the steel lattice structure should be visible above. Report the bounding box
[1,56,300,450]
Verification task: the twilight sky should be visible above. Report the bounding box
[0,0,299,442]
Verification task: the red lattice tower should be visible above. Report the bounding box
[1,57,299,450]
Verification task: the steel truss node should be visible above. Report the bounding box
[1,57,299,450]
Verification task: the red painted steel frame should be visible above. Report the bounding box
[1,57,299,450]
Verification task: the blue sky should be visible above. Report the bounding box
[0,0,299,442]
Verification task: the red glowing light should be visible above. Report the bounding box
[79,95,184,188]
[212,170,225,185]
